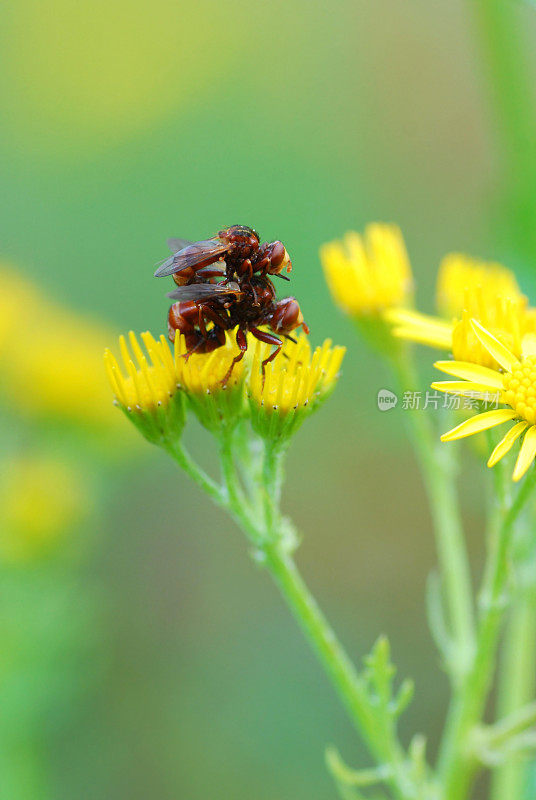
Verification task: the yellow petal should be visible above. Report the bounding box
[434,360,504,389]
[386,308,452,330]
[393,325,453,350]
[521,333,536,358]
[441,409,517,442]
[470,319,519,372]
[513,426,536,481]
[487,422,528,467]
[431,381,503,400]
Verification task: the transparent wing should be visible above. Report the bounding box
[167,237,192,253]
[154,238,229,277]
[167,283,242,302]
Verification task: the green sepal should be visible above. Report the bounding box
[248,390,333,444]
[118,390,186,446]
[186,383,248,437]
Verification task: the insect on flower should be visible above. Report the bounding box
[155,226,309,385]
[154,225,292,286]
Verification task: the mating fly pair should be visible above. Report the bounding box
[154,225,309,384]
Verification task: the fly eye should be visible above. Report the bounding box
[269,241,286,268]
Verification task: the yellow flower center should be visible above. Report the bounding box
[503,356,536,425]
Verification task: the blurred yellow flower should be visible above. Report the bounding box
[436,253,523,319]
[0,266,125,433]
[321,224,413,316]
[247,334,345,440]
[0,456,89,563]
[432,320,536,481]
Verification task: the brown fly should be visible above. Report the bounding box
[154,224,292,286]
[166,276,308,385]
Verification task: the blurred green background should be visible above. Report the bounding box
[1,0,536,797]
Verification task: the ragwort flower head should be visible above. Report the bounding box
[247,334,346,442]
[174,329,248,434]
[106,328,345,445]
[389,254,535,368]
[436,253,523,319]
[104,331,185,444]
[433,319,536,481]
[321,224,413,317]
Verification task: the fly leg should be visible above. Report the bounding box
[250,327,283,383]
[221,328,248,387]
[182,333,206,362]
[196,265,226,280]
[198,304,230,346]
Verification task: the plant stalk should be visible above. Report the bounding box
[392,353,475,679]
[438,467,536,800]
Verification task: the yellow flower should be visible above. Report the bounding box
[432,319,536,481]
[321,224,413,316]
[247,334,346,441]
[0,456,89,563]
[436,253,523,318]
[104,331,185,444]
[174,330,248,434]
[107,329,345,443]
[388,254,534,368]
[0,266,127,434]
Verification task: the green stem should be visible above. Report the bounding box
[162,439,226,507]
[164,433,414,798]
[491,598,536,800]
[471,0,536,261]
[472,0,536,179]
[219,430,263,542]
[438,467,536,800]
[259,444,412,800]
[261,540,411,799]
[392,353,475,679]
[262,440,285,537]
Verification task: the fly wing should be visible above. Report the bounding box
[154,238,229,277]
[167,283,242,302]
[167,237,193,253]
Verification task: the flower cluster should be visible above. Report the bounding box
[105,328,345,446]
[322,223,536,481]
